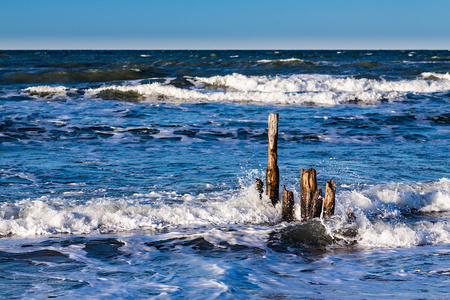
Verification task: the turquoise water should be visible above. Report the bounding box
[1,50,449,298]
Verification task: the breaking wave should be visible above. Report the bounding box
[422,72,450,81]
[0,186,278,237]
[329,178,450,249]
[256,58,308,65]
[24,85,78,99]
[21,73,450,105]
[1,177,449,250]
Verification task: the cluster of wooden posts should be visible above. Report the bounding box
[256,113,336,222]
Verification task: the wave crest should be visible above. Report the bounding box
[22,73,450,105]
[1,178,449,251]
[0,186,279,237]
[340,178,450,213]
[422,72,450,81]
[327,178,450,249]
[24,85,77,99]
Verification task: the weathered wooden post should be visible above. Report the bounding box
[301,168,336,221]
[266,113,279,206]
[323,179,336,218]
[300,168,317,221]
[282,186,294,222]
[255,178,264,200]
[311,188,323,219]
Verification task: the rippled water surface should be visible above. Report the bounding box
[1,50,449,298]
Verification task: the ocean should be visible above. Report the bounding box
[0,50,449,299]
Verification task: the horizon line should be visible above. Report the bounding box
[1,48,450,51]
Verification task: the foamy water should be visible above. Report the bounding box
[1,179,449,250]
[19,72,450,105]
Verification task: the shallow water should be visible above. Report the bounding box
[1,50,449,298]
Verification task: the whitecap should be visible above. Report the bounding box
[23,85,78,99]
[0,184,280,237]
[27,73,450,105]
[257,58,304,63]
[422,72,450,81]
[328,178,450,249]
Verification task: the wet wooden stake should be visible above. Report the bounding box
[300,168,317,221]
[346,208,356,221]
[311,188,323,219]
[255,178,264,200]
[266,113,279,206]
[323,179,336,218]
[282,186,294,222]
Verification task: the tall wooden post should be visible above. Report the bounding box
[323,179,336,218]
[266,113,279,206]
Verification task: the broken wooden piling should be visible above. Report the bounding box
[282,186,295,222]
[300,168,317,221]
[301,169,335,221]
[311,188,323,220]
[323,179,336,218]
[266,113,279,206]
[255,178,264,200]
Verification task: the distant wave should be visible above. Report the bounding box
[257,58,305,64]
[24,85,77,98]
[21,73,450,105]
[4,68,165,84]
[194,73,450,94]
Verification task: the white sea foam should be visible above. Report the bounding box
[257,58,304,63]
[84,73,450,105]
[339,178,450,213]
[195,73,450,94]
[329,178,450,248]
[422,72,450,80]
[354,219,450,248]
[24,85,77,99]
[1,178,449,251]
[0,185,279,237]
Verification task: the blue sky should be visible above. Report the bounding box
[1,0,449,49]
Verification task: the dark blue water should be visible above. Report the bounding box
[0,50,449,298]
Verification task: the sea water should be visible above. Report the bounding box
[0,50,449,298]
